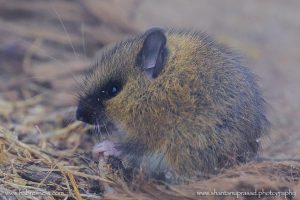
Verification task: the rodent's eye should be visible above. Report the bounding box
[101,81,122,99]
[107,84,120,97]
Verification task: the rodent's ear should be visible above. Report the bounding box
[136,28,167,78]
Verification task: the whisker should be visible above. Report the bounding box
[96,117,102,141]
[102,120,110,136]
[81,23,87,57]
[52,8,78,58]
[4,39,86,85]
[21,39,66,67]
[93,120,97,139]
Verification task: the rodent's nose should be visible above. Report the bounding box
[76,107,95,125]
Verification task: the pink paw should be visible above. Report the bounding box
[92,140,121,161]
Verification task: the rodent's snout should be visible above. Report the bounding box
[76,100,105,125]
[76,106,95,124]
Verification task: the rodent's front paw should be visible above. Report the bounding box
[92,140,121,161]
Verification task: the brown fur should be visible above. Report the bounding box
[78,29,269,181]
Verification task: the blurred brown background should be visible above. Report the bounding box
[0,0,299,160]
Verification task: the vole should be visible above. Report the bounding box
[76,28,269,182]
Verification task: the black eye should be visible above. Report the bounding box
[101,81,122,99]
[107,85,120,97]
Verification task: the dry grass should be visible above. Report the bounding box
[0,0,299,199]
[1,112,299,199]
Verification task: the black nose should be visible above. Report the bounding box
[76,107,95,124]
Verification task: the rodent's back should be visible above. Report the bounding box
[77,28,269,179]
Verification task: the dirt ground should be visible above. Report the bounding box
[0,0,299,199]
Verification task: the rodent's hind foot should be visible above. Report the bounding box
[92,140,121,161]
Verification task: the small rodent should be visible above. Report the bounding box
[76,28,269,182]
